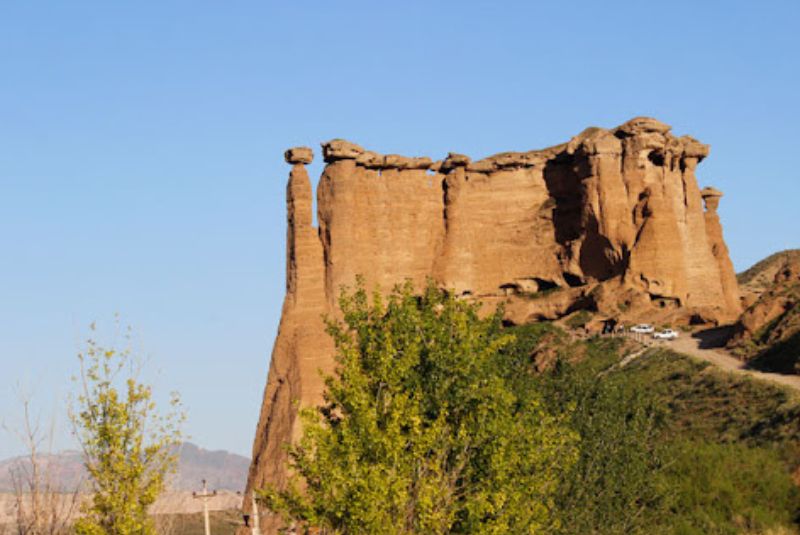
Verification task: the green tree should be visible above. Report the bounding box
[70,323,184,535]
[524,336,670,534]
[548,368,668,533]
[260,280,577,534]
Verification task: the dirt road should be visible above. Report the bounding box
[668,335,800,393]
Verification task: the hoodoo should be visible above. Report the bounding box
[241,118,741,532]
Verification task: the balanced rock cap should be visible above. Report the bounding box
[701,186,724,211]
[615,116,672,136]
[322,139,365,162]
[700,186,723,198]
[285,147,314,165]
[440,152,471,172]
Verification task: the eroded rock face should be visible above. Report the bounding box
[728,258,800,374]
[241,118,741,532]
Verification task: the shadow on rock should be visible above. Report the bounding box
[692,325,736,349]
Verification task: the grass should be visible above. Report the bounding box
[512,328,800,534]
[619,349,800,447]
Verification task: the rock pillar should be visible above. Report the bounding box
[701,187,742,317]
[240,147,333,534]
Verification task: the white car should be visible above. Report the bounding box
[653,329,679,340]
[630,324,655,334]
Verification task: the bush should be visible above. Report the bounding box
[532,351,670,534]
[660,441,799,534]
[260,281,577,534]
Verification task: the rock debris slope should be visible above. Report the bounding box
[242,117,741,531]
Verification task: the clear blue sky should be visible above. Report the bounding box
[1,1,798,459]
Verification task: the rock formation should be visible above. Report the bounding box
[241,118,741,532]
[729,257,800,374]
[737,249,800,305]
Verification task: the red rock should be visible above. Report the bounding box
[240,118,742,532]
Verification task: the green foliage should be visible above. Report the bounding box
[528,344,669,534]
[260,285,800,534]
[522,339,800,534]
[564,310,592,330]
[614,349,800,533]
[619,349,800,447]
[260,280,577,534]
[660,441,799,535]
[71,323,184,535]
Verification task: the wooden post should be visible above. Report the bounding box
[193,479,217,535]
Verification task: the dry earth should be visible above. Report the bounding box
[664,334,800,392]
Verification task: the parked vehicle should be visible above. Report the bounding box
[653,328,679,340]
[630,324,655,334]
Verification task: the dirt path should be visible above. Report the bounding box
[666,335,800,393]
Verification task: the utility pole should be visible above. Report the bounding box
[251,494,261,535]
[193,479,217,535]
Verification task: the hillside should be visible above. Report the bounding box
[0,442,248,493]
[507,324,800,533]
[738,249,800,298]
[730,255,800,374]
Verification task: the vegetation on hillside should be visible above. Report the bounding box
[260,283,800,534]
[260,281,578,534]
[608,348,800,534]
[737,249,800,286]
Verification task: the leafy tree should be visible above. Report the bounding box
[70,323,184,535]
[549,368,668,533]
[522,335,670,534]
[260,280,577,534]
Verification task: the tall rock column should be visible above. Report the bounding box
[701,187,742,318]
[240,147,333,534]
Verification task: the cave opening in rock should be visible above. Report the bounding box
[534,278,559,291]
[562,272,584,287]
[648,150,665,166]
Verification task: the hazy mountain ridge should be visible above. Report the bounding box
[0,442,248,492]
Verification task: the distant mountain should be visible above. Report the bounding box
[0,442,249,492]
[171,443,249,491]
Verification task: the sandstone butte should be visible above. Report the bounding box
[240,117,742,532]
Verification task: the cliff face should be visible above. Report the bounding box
[242,118,741,531]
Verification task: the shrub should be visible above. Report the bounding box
[260,281,578,534]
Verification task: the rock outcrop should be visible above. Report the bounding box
[241,118,741,532]
[737,249,800,305]
[729,257,800,374]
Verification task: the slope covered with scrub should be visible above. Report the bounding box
[503,324,800,534]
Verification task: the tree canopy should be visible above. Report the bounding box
[261,280,577,534]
